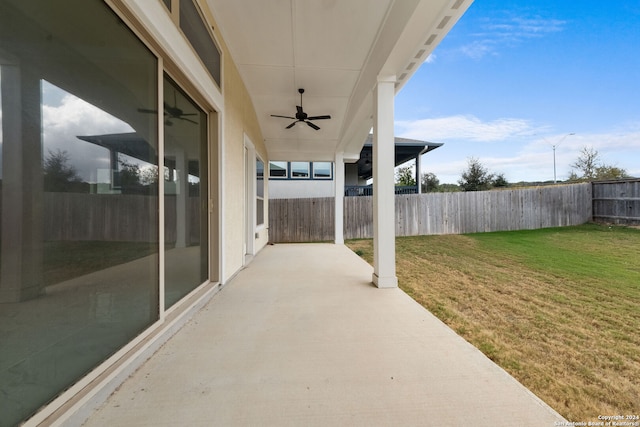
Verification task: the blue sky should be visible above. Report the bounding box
[395,0,640,184]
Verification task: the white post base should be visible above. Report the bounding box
[372,273,398,289]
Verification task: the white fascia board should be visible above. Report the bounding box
[384,0,474,93]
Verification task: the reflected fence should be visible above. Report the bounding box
[344,185,418,197]
[17,180,638,245]
[16,193,201,244]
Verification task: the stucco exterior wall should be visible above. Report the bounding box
[269,180,336,199]
[206,9,268,282]
[345,163,367,185]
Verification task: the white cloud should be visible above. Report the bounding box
[41,83,134,182]
[551,130,640,177]
[560,130,640,152]
[423,54,436,64]
[396,114,533,142]
[458,15,567,59]
[42,93,133,138]
[403,115,640,183]
[484,17,567,39]
[459,40,498,60]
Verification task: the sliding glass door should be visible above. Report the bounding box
[163,75,209,308]
[0,1,159,424]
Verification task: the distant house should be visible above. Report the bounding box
[269,135,442,198]
[267,159,336,198]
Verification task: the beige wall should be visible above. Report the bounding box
[269,180,336,199]
[206,10,269,282]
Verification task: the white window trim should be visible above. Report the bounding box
[290,161,310,179]
[268,160,288,179]
[313,161,333,180]
[256,155,265,229]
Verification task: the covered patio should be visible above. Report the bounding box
[83,244,564,426]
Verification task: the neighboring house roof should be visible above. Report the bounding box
[269,162,287,173]
[77,133,156,165]
[356,135,443,180]
[77,133,199,176]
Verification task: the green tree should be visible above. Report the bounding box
[492,173,509,188]
[567,171,580,182]
[395,165,416,186]
[458,157,494,191]
[569,146,628,181]
[421,172,440,192]
[139,165,159,185]
[594,165,628,180]
[43,149,82,192]
[119,159,142,187]
[439,183,462,192]
[570,146,599,180]
[117,158,154,194]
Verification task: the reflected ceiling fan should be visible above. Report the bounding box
[271,88,331,130]
[138,91,198,126]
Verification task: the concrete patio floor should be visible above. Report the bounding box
[83,243,565,426]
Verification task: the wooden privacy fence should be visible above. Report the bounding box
[345,183,592,239]
[269,197,335,243]
[269,183,593,242]
[19,181,634,244]
[592,179,640,225]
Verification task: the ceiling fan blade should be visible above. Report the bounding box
[306,121,320,130]
[271,89,328,130]
[178,117,199,125]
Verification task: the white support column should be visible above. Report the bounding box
[175,148,188,248]
[416,153,422,194]
[334,152,345,244]
[0,64,44,302]
[372,76,398,288]
[243,135,256,262]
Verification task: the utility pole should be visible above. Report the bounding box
[543,133,575,183]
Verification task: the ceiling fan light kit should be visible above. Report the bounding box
[270,88,331,130]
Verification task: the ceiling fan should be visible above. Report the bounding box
[138,92,198,126]
[271,88,331,130]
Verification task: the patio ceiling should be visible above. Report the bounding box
[207,0,472,162]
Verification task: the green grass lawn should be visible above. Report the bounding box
[346,223,640,422]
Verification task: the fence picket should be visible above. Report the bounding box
[27,181,636,245]
[269,183,599,242]
[592,179,640,224]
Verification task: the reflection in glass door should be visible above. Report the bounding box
[0,1,159,424]
[163,75,208,308]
